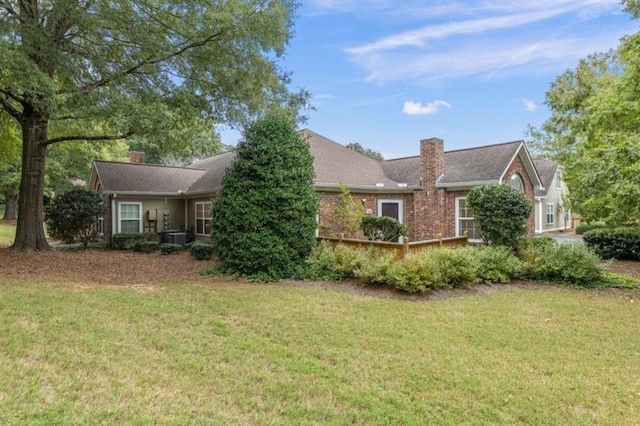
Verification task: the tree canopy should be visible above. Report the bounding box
[528,1,640,226]
[346,142,384,161]
[0,0,308,251]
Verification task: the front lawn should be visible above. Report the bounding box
[1,275,639,424]
[0,220,16,247]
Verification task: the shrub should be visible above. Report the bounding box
[520,240,610,287]
[44,189,102,248]
[459,246,524,283]
[160,243,181,255]
[352,249,396,285]
[427,248,478,288]
[210,113,319,280]
[132,240,160,253]
[575,222,606,234]
[360,215,407,242]
[583,228,640,260]
[466,184,532,247]
[322,183,365,238]
[111,232,153,250]
[387,253,443,293]
[190,242,216,260]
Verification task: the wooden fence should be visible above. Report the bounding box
[318,233,469,259]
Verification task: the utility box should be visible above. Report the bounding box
[168,232,186,247]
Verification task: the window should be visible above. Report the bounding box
[456,197,481,240]
[510,173,524,193]
[119,202,142,233]
[195,201,212,236]
[556,169,562,190]
[546,203,554,225]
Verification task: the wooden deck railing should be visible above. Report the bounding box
[318,233,468,259]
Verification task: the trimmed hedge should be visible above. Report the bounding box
[160,243,182,255]
[575,222,606,235]
[583,228,640,260]
[190,242,215,260]
[111,232,158,250]
[132,240,160,253]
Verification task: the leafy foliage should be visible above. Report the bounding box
[575,222,607,235]
[44,189,102,248]
[519,239,611,287]
[583,228,640,260]
[160,243,182,255]
[210,113,319,280]
[528,9,640,225]
[321,183,365,238]
[190,242,216,261]
[110,232,157,250]
[346,142,384,161]
[132,240,160,253]
[1,0,309,251]
[360,215,408,242]
[466,184,531,247]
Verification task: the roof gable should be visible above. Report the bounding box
[533,158,560,197]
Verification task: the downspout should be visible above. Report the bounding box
[111,195,117,235]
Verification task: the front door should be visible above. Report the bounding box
[378,199,404,242]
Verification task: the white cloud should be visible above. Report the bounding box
[403,100,451,115]
[522,99,537,112]
[341,0,628,84]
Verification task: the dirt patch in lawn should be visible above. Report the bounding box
[2,247,640,300]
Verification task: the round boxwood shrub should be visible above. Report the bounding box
[190,242,216,260]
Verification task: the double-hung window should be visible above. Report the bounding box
[195,201,212,236]
[546,203,555,225]
[456,197,481,241]
[119,202,142,233]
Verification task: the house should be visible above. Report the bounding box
[89,129,546,243]
[533,159,571,233]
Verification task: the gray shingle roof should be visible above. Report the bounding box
[301,129,402,188]
[440,141,523,184]
[93,131,542,196]
[93,160,205,194]
[533,158,559,197]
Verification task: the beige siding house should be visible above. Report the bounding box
[533,159,571,234]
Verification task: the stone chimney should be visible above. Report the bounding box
[129,151,145,164]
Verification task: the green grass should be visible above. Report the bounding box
[0,221,16,246]
[1,280,639,424]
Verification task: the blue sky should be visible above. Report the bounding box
[220,0,637,159]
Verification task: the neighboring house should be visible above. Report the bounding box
[533,159,571,233]
[89,129,544,243]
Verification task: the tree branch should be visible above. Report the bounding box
[45,130,133,146]
[0,94,22,119]
[80,31,225,92]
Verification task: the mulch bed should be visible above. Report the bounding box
[1,246,640,301]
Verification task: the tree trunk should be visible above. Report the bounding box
[12,112,50,252]
[2,188,17,221]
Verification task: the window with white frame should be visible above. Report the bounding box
[555,169,562,190]
[119,202,142,233]
[510,173,524,193]
[456,197,481,240]
[546,203,555,225]
[195,201,212,236]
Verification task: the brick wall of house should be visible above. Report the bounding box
[318,190,414,238]
[501,154,537,238]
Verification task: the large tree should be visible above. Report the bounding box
[528,1,640,226]
[0,0,308,251]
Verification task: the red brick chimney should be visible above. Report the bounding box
[412,137,446,240]
[129,151,145,163]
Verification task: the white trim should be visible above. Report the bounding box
[194,201,212,236]
[111,197,117,236]
[118,201,143,233]
[455,196,482,242]
[546,203,555,225]
[377,199,404,242]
